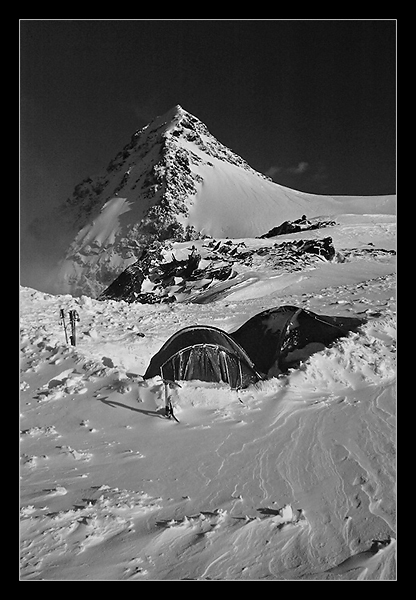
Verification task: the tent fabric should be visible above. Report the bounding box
[143,325,261,389]
[143,307,364,388]
[159,344,259,389]
[230,305,364,375]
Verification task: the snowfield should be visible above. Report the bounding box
[20,214,396,580]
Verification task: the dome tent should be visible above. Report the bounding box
[230,305,364,376]
[143,325,261,390]
[143,306,364,390]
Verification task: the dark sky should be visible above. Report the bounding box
[20,19,396,232]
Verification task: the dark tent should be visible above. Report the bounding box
[143,307,364,390]
[143,326,261,389]
[230,305,364,376]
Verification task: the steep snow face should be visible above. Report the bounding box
[72,197,132,249]
[51,105,395,296]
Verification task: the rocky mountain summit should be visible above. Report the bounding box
[34,105,394,297]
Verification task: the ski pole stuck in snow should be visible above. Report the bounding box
[59,308,69,344]
[68,309,80,346]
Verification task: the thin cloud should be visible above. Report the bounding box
[265,165,282,178]
[265,161,309,178]
[265,161,329,193]
[287,161,309,175]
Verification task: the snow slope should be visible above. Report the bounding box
[20,215,396,580]
[37,105,395,296]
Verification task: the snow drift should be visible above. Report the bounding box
[20,209,396,580]
[20,106,396,580]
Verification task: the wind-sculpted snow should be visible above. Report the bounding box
[20,215,396,579]
[287,317,396,393]
[20,485,162,577]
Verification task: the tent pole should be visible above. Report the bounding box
[162,378,180,422]
[164,381,170,416]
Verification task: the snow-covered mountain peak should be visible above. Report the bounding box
[135,104,187,138]
[43,105,395,297]
[132,104,246,169]
[162,103,186,124]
